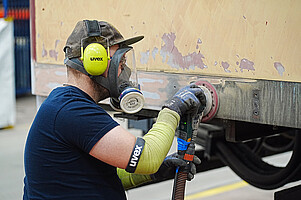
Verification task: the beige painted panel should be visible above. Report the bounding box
[35,0,301,82]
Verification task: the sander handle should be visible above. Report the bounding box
[172,113,201,200]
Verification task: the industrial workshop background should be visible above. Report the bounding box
[0,0,31,96]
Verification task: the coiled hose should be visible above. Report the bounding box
[215,130,301,189]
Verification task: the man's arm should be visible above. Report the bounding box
[89,125,136,169]
[89,108,179,172]
[90,84,205,174]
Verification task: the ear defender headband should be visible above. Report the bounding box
[80,20,110,76]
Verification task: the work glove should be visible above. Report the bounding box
[151,153,201,182]
[163,84,206,117]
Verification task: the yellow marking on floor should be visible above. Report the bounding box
[0,125,14,130]
[185,181,248,200]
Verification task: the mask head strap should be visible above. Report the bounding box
[85,20,101,37]
[94,46,132,98]
[81,20,110,61]
[64,57,89,76]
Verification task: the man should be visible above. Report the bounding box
[23,20,205,199]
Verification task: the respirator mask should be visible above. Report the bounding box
[94,46,144,114]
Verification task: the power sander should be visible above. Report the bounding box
[172,81,219,200]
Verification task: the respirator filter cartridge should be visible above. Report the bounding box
[119,88,144,114]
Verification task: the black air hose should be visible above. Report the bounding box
[215,131,301,190]
[227,142,281,174]
[262,136,295,153]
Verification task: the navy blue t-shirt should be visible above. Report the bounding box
[23,86,126,199]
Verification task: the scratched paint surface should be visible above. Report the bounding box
[34,0,301,83]
[274,62,285,76]
[159,33,207,70]
[239,59,255,72]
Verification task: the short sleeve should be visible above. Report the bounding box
[54,100,119,153]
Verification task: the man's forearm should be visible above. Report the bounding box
[131,108,180,174]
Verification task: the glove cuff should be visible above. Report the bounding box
[150,173,157,181]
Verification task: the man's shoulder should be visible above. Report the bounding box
[49,86,88,100]
[47,86,95,106]
[51,87,108,115]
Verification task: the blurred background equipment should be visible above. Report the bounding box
[0,18,15,128]
[0,0,31,96]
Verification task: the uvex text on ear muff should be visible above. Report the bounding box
[80,39,111,76]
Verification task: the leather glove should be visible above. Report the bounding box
[151,153,201,182]
[163,84,206,117]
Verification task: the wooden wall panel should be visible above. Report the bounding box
[34,0,301,82]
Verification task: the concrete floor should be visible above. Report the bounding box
[0,95,300,200]
[0,95,36,199]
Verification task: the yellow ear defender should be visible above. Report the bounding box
[80,20,111,76]
[81,42,110,76]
